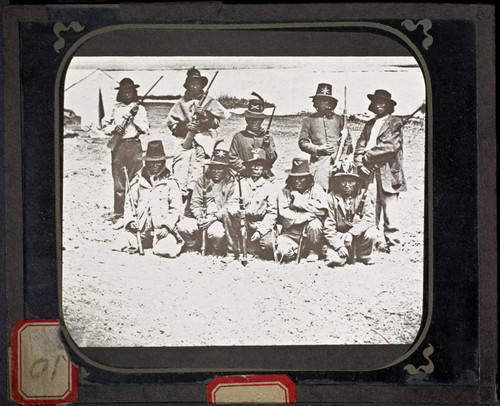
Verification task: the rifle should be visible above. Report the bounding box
[107,76,163,151]
[123,166,144,255]
[333,86,350,168]
[265,105,276,134]
[181,71,219,150]
[200,164,207,256]
[237,174,248,266]
[296,187,314,264]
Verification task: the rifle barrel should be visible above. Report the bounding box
[199,71,219,106]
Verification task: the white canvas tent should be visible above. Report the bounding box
[64,69,119,128]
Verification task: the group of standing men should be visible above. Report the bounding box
[102,67,407,266]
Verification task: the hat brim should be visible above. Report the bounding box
[139,156,169,161]
[115,84,140,90]
[243,159,272,168]
[207,161,231,167]
[183,76,209,89]
[285,171,313,177]
[310,95,338,102]
[367,94,397,106]
[244,111,268,119]
[332,173,362,181]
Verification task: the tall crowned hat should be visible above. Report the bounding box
[367,89,397,106]
[183,67,209,89]
[244,92,268,119]
[243,148,271,168]
[139,140,168,161]
[310,83,338,102]
[285,158,313,178]
[115,78,140,90]
[208,147,231,167]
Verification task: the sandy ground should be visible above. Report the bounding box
[62,103,425,347]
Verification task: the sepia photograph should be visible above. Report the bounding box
[61,54,426,348]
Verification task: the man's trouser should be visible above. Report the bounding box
[275,218,323,261]
[111,138,143,216]
[325,226,377,266]
[177,217,227,253]
[122,229,183,258]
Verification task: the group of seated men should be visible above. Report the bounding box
[118,137,376,267]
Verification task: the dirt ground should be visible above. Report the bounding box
[62,102,425,347]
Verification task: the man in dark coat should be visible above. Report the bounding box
[102,78,149,228]
[324,171,377,267]
[354,89,407,252]
[298,83,352,191]
[229,93,277,178]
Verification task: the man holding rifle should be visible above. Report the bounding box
[237,149,278,261]
[118,140,184,258]
[354,89,407,253]
[167,68,230,212]
[102,78,149,229]
[177,147,239,256]
[229,93,277,178]
[298,83,352,192]
[323,169,377,267]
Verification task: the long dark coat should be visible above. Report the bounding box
[354,114,407,194]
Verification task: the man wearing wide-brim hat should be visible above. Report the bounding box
[166,67,230,206]
[237,149,278,260]
[323,169,377,266]
[298,83,352,191]
[177,147,239,255]
[276,158,328,262]
[102,78,149,228]
[354,89,406,253]
[229,93,277,177]
[117,140,184,257]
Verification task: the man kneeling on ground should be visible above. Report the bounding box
[276,158,328,262]
[177,147,239,255]
[237,149,278,260]
[119,140,184,257]
[324,169,377,266]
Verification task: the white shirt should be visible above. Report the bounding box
[366,114,389,150]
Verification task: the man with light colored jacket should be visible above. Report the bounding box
[120,141,183,257]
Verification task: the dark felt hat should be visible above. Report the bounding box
[139,140,168,161]
[310,83,338,102]
[285,158,313,177]
[183,67,209,89]
[243,149,272,168]
[367,89,397,106]
[244,92,268,119]
[332,168,362,182]
[115,78,140,90]
[208,148,231,167]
